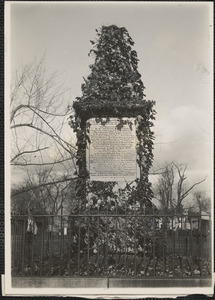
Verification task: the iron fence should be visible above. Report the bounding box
[11,213,211,278]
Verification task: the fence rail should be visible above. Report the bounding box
[11,213,211,278]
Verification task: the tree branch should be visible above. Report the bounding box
[10,104,70,124]
[11,147,49,163]
[181,177,207,200]
[11,157,74,166]
[10,123,77,156]
[11,177,78,198]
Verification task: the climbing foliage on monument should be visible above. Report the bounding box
[79,25,146,103]
[69,25,156,211]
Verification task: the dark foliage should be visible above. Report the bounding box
[68,25,159,276]
[70,25,156,210]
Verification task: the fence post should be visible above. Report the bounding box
[171,216,175,276]
[199,215,202,276]
[21,217,26,273]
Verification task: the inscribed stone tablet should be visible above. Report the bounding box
[88,118,137,182]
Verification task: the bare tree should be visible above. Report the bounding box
[10,56,77,170]
[173,163,206,213]
[154,162,206,214]
[11,168,77,215]
[192,191,211,214]
[10,57,80,214]
[155,163,175,213]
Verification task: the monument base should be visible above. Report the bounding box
[12,276,212,288]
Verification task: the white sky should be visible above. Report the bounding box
[8,1,213,195]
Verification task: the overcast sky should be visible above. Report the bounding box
[8,2,213,195]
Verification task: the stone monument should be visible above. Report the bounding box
[71,25,156,212]
[68,24,159,280]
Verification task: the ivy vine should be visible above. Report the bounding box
[69,25,156,213]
